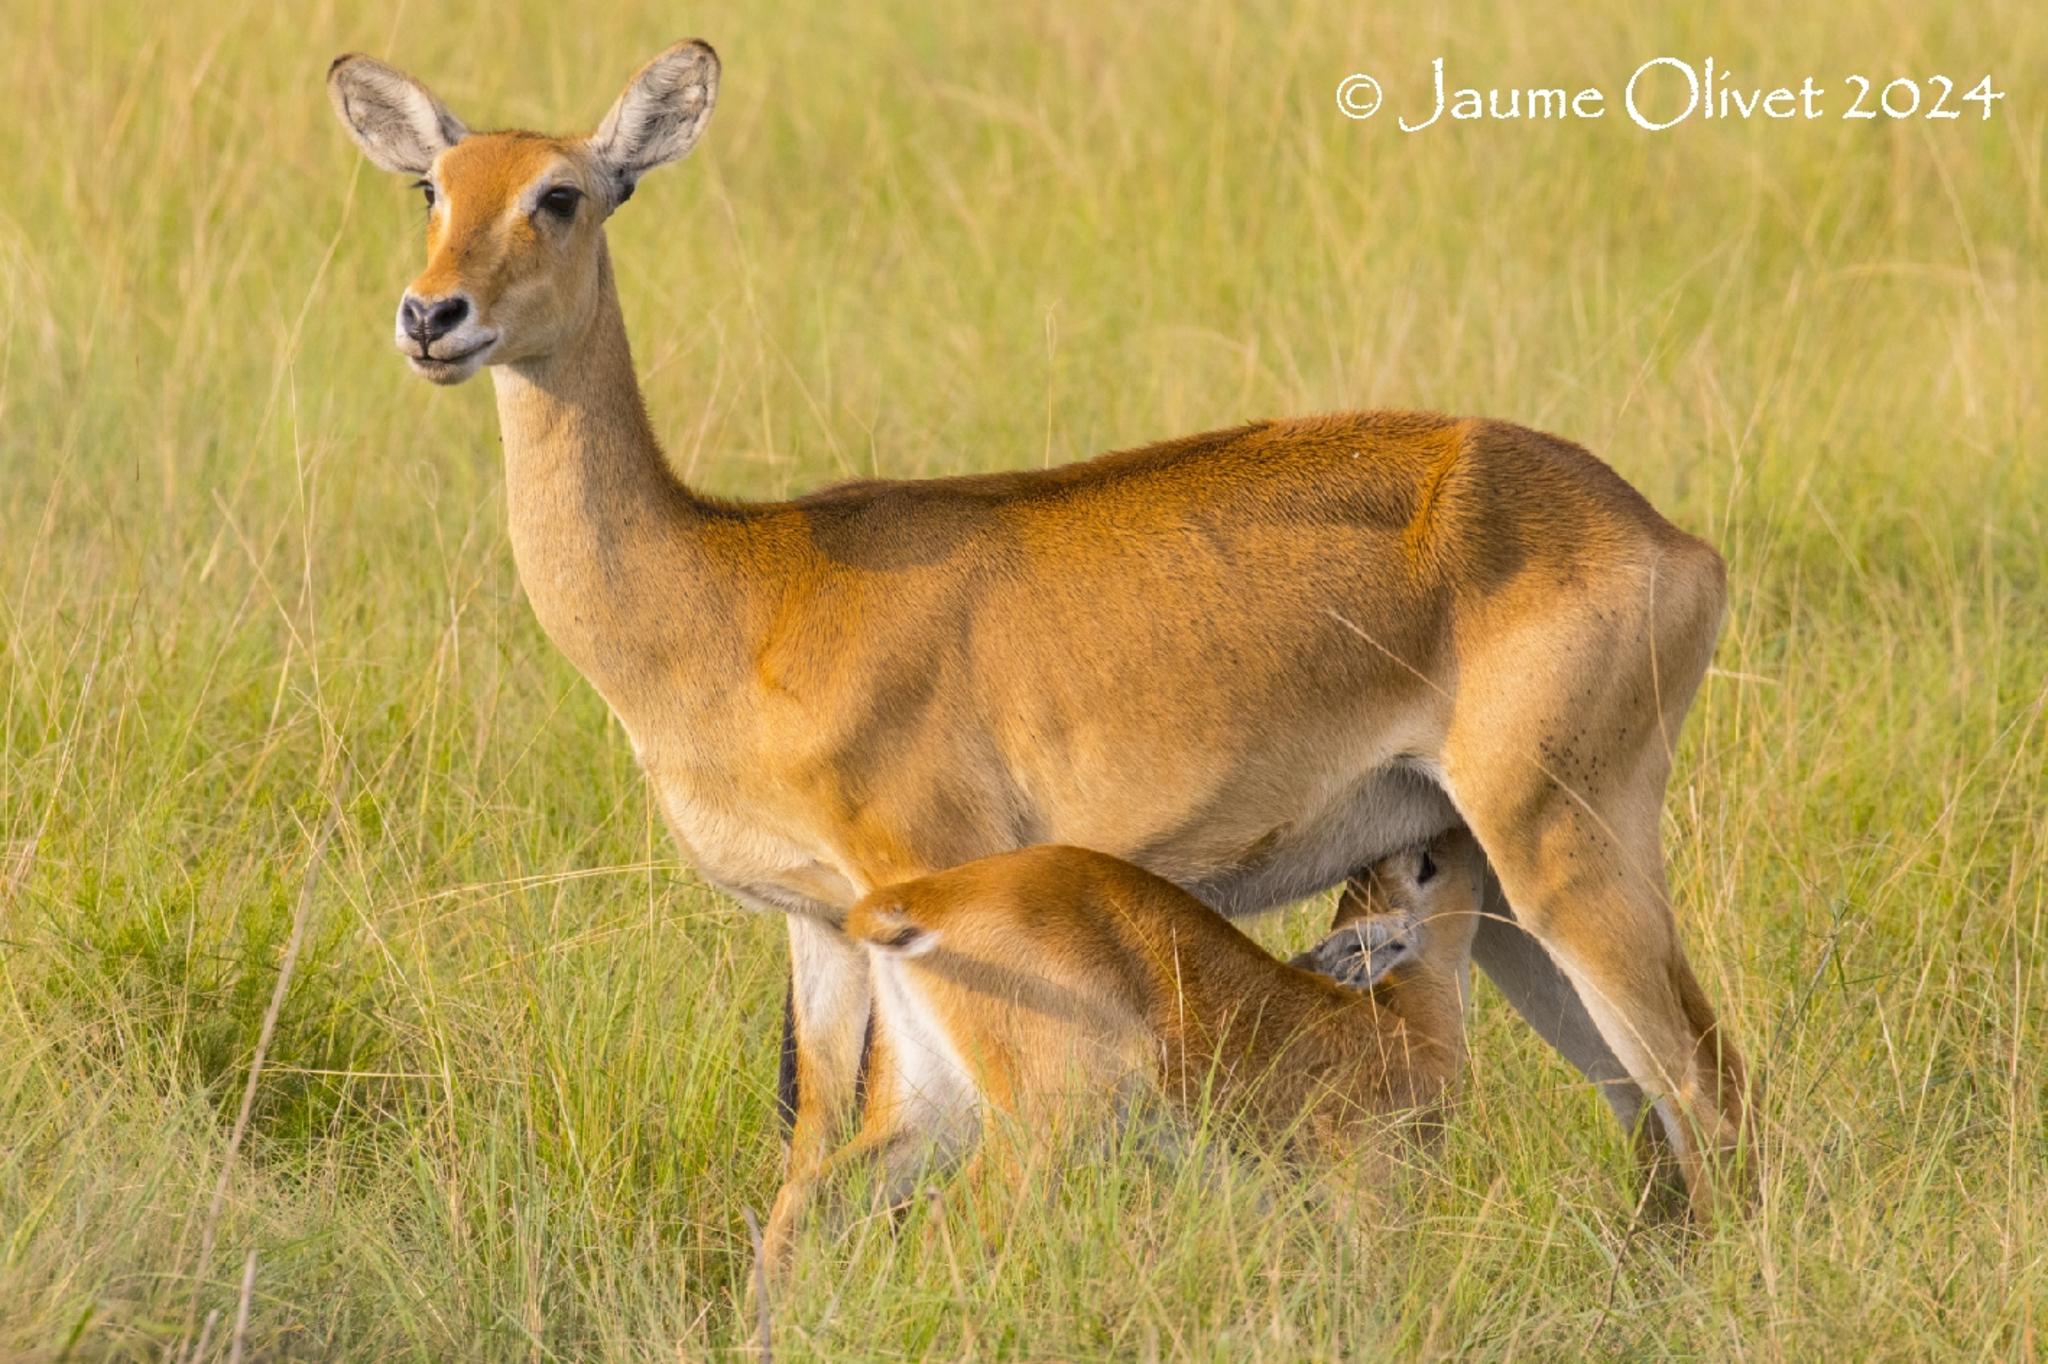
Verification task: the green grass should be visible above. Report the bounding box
[2,0,2044,1357]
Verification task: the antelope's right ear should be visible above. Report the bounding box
[327,54,468,175]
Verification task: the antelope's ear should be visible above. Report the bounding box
[849,905,938,958]
[327,54,468,175]
[589,40,719,207]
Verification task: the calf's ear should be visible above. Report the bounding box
[850,904,938,957]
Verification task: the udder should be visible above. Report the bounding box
[1173,762,1459,917]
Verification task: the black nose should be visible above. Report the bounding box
[400,294,470,345]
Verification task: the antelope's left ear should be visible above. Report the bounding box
[589,40,719,208]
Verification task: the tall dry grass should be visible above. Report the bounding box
[1,0,2042,1357]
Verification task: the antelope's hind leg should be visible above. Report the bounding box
[1441,571,1749,1220]
[1466,873,1695,1211]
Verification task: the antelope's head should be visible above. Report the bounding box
[327,42,717,384]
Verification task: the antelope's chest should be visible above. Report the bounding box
[642,760,862,915]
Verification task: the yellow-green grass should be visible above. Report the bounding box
[2,0,2042,1357]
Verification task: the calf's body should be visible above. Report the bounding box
[763,833,1484,1267]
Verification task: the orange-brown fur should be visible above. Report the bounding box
[761,834,1483,1269]
[328,43,1749,1225]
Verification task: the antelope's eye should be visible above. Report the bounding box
[539,186,582,220]
[414,179,436,209]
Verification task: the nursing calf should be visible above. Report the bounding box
[763,830,1484,1269]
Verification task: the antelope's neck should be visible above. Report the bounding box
[488,245,739,723]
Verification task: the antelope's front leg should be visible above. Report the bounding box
[782,915,874,1179]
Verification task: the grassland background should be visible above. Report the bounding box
[1,0,2043,1358]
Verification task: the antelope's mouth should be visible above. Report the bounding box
[404,335,498,383]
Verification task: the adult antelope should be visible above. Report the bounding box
[327,40,1748,1218]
